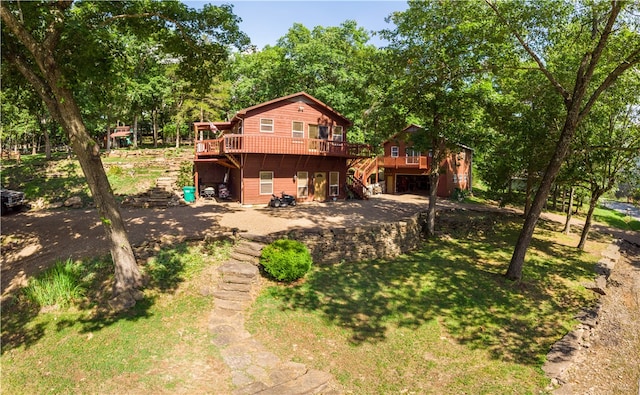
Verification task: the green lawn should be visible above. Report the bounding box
[1,240,234,394]
[246,212,603,394]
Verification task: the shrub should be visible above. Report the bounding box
[23,258,85,308]
[260,239,312,282]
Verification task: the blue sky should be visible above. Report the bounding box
[184,1,408,49]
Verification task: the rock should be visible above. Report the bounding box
[64,196,83,208]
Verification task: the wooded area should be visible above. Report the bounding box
[2,0,639,299]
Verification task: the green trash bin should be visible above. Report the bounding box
[183,186,196,203]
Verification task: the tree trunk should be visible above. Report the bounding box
[175,118,181,149]
[506,112,579,280]
[577,194,599,250]
[43,120,52,160]
[524,171,534,216]
[132,113,139,149]
[562,186,575,234]
[0,4,143,308]
[152,109,158,148]
[426,172,439,237]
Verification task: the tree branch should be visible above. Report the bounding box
[484,0,570,102]
[3,51,65,127]
[579,45,640,123]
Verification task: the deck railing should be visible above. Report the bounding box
[383,155,430,170]
[195,134,373,158]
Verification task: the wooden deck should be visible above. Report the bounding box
[195,134,373,159]
[383,155,430,170]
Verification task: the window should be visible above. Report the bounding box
[332,126,343,142]
[406,149,419,164]
[297,171,308,198]
[292,121,304,138]
[329,172,339,196]
[259,171,273,195]
[260,118,274,133]
[391,146,399,158]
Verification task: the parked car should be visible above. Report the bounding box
[1,187,25,214]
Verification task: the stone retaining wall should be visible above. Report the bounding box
[249,212,428,264]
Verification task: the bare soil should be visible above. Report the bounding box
[1,194,639,392]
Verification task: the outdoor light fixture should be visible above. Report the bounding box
[293,174,297,182]
[298,105,304,112]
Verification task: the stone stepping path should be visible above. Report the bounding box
[209,239,340,395]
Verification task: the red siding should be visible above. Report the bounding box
[242,100,348,141]
[241,154,347,205]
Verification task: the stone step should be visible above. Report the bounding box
[236,241,264,256]
[219,261,259,278]
[212,289,253,302]
[219,281,253,292]
[214,297,247,311]
[221,275,255,285]
[259,369,333,395]
[231,251,259,263]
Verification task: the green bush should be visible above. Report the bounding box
[260,239,312,282]
[23,259,85,308]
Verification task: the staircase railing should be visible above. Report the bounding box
[346,174,370,200]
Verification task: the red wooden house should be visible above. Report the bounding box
[193,92,374,205]
[382,124,473,197]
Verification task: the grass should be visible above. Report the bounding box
[23,259,86,308]
[0,147,192,206]
[246,211,604,394]
[592,205,640,232]
[1,239,234,394]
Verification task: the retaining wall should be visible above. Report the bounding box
[250,212,428,264]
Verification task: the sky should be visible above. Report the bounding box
[184,1,409,49]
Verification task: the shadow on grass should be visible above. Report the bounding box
[1,242,201,355]
[262,212,597,365]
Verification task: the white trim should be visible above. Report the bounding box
[329,171,339,196]
[260,118,274,133]
[292,121,304,138]
[297,171,308,197]
[259,171,273,194]
[391,146,399,158]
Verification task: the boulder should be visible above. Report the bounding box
[63,196,83,208]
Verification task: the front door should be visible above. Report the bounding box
[386,175,394,194]
[314,172,326,201]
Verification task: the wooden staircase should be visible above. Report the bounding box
[346,174,369,200]
[346,156,379,200]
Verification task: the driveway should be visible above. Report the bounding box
[1,194,432,301]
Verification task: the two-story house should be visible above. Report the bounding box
[382,124,473,197]
[193,92,372,205]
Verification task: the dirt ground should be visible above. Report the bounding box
[1,194,639,392]
[0,194,433,301]
[557,241,640,395]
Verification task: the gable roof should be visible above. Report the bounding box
[231,92,352,127]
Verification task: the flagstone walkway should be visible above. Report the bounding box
[208,239,341,395]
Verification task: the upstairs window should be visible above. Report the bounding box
[260,118,274,133]
[292,121,304,138]
[391,146,399,158]
[332,126,343,142]
[406,149,420,164]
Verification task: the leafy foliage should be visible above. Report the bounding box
[260,239,313,282]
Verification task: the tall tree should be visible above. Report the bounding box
[380,0,492,236]
[1,1,248,309]
[485,0,640,280]
[573,75,640,249]
[228,21,378,143]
